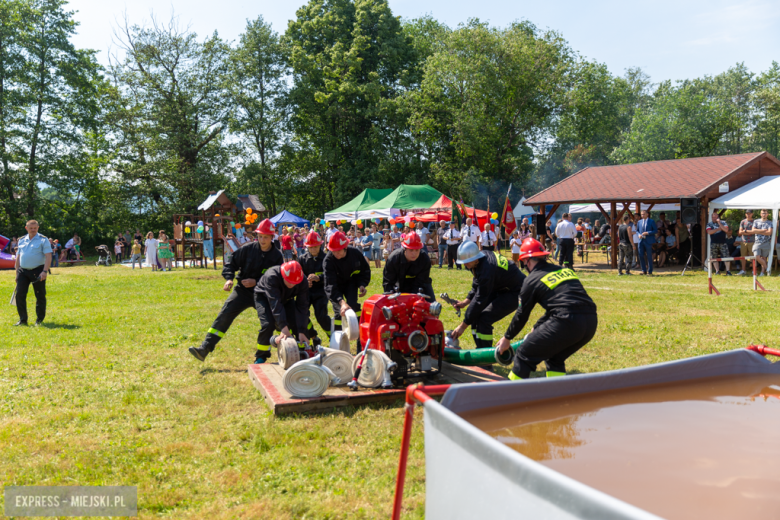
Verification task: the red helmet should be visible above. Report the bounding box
[280,261,304,285]
[518,238,551,261]
[304,231,323,247]
[402,232,423,250]
[255,218,276,236]
[328,231,350,251]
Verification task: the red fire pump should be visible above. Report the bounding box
[359,293,445,380]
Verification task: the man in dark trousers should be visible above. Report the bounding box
[449,241,525,349]
[255,261,311,363]
[617,214,633,275]
[497,238,598,380]
[554,213,577,269]
[188,218,283,362]
[14,220,53,326]
[298,230,330,342]
[382,232,435,300]
[443,221,462,270]
[323,230,371,351]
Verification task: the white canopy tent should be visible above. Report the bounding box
[513,197,536,219]
[569,202,680,214]
[710,176,780,273]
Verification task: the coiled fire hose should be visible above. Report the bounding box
[282,348,341,398]
[278,337,302,370]
[442,339,524,367]
[350,349,396,389]
[318,347,354,383]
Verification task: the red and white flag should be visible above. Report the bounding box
[501,196,517,236]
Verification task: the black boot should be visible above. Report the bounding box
[188,345,210,362]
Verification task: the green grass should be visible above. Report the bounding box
[1,259,779,518]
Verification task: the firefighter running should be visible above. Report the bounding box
[188,219,283,362]
[497,238,598,379]
[449,241,525,349]
[323,231,371,351]
[382,232,435,300]
[255,260,312,363]
[298,231,331,341]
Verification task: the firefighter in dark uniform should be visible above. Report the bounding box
[255,260,311,362]
[450,241,525,349]
[298,230,330,342]
[188,218,283,362]
[497,238,598,380]
[323,230,371,351]
[382,232,435,300]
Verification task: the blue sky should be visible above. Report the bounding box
[68,0,780,83]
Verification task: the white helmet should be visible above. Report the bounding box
[456,241,485,264]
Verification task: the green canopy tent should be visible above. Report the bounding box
[371,184,444,212]
[324,188,393,221]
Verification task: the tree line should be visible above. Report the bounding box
[2,0,780,244]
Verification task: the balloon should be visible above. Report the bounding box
[358,223,363,229]
[197,227,204,233]
[215,214,220,217]
[396,223,403,229]
[388,218,396,225]
[185,227,190,233]
[197,220,203,226]
[337,220,342,225]
[236,223,242,229]
[320,219,326,225]
[375,218,381,224]
[230,221,235,226]
[490,219,498,225]
[356,219,362,225]
[185,221,191,226]
[491,212,498,220]
[246,208,253,214]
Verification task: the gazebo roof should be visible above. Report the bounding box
[525,152,780,205]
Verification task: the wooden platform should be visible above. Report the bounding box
[248,360,506,415]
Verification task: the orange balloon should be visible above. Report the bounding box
[235,223,242,228]
[246,208,253,214]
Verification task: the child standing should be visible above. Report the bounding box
[157,233,174,271]
[114,240,123,264]
[131,239,143,269]
[145,232,158,271]
[510,230,522,262]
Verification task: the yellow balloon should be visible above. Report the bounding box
[185,227,190,233]
[491,212,498,220]
[356,219,362,225]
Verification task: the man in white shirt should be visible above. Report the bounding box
[415,222,430,251]
[555,213,577,269]
[461,218,482,249]
[481,223,497,251]
[443,221,463,269]
[325,222,338,241]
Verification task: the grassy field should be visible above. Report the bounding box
[1,257,779,519]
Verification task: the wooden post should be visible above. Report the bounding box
[700,197,708,267]
[610,202,618,268]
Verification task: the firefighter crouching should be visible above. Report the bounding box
[497,238,598,379]
[188,218,282,363]
[323,231,371,351]
[449,241,525,349]
[298,230,331,342]
[382,232,435,300]
[255,260,312,363]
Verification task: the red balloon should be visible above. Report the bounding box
[358,223,364,229]
[388,218,396,225]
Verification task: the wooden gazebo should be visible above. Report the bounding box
[524,152,780,268]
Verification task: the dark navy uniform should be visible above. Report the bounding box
[254,266,311,360]
[504,261,597,379]
[464,251,525,349]
[197,242,283,355]
[323,246,371,339]
[298,248,330,339]
[382,248,435,300]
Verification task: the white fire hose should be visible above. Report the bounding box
[319,347,354,383]
[282,348,342,398]
[350,349,396,389]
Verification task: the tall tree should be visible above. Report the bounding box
[108,15,232,214]
[8,0,102,225]
[404,20,574,202]
[285,0,416,212]
[228,16,287,215]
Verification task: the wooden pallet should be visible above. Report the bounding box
[248,360,505,415]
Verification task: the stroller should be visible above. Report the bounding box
[95,245,112,266]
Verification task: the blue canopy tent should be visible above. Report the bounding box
[270,210,310,227]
